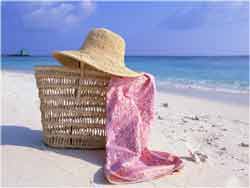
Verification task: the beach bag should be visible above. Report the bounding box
[35,62,110,149]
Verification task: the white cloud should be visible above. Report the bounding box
[159,2,249,30]
[22,1,95,31]
[81,0,96,17]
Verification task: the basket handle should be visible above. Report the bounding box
[76,61,85,99]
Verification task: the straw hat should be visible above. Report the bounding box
[53,28,141,77]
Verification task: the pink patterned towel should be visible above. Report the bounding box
[104,73,184,184]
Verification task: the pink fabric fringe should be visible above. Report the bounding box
[104,73,184,184]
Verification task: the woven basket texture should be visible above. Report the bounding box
[35,63,110,149]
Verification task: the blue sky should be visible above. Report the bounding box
[1,1,249,56]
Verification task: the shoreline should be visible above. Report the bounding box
[157,84,249,107]
[2,69,249,107]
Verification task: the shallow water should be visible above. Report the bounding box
[2,55,249,105]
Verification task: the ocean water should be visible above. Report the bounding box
[1,56,249,95]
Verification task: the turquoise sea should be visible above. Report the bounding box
[2,56,249,96]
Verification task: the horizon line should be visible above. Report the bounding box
[2,54,250,58]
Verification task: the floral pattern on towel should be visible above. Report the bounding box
[104,73,183,184]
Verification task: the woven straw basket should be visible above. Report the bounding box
[35,62,110,149]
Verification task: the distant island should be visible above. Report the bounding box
[7,49,31,57]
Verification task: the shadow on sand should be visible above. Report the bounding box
[1,125,109,185]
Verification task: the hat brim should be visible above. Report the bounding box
[53,50,142,77]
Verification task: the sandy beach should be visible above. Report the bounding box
[1,70,249,187]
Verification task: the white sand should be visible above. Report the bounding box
[1,71,249,187]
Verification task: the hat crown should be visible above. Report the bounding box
[80,28,125,65]
[53,28,141,77]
